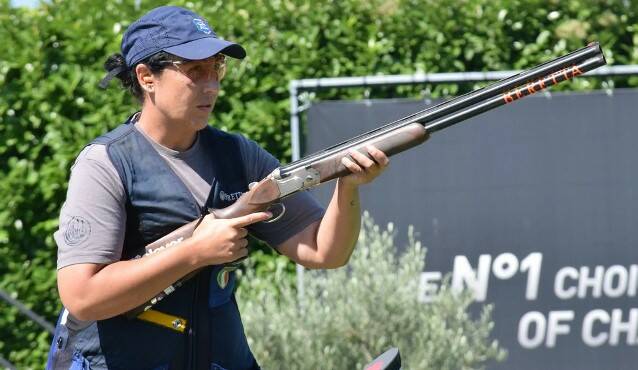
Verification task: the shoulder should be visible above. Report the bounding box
[202,127,279,178]
[77,143,109,161]
[56,143,128,269]
[69,144,124,197]
[226,131,280,181]
[92,122,137,146]
[233,132,265,159]
[212,129,276,164]
[202,126,251,149]
[73,144,116,173]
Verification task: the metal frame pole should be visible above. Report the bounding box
[0,355,17,370]
[289,81,305,300]
[0,289,54,334]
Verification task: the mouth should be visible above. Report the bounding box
[196,104,212,111]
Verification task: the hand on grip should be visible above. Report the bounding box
[340,145,390,186]
[190,211,272,266]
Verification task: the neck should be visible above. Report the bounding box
[136,108,199,152]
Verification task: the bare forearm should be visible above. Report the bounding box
[315,179,362,268]
[58,239,201,321]
[278,146,388,269]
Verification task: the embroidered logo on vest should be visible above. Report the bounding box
[219,189,244,202]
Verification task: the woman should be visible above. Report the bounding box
[47,5,388,370]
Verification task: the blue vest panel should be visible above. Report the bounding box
[47,117,258,370]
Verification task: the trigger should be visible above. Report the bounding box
[264,202,286,223]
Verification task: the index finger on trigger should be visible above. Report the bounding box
[232,211,273,227]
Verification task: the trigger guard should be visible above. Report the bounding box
[264,203,286,223]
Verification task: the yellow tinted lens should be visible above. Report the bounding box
[191,56,226,81]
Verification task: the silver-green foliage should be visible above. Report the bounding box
[236,213,506,369]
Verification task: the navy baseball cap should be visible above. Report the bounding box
[122,6,246,67]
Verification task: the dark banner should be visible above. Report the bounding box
[305,89,638,370]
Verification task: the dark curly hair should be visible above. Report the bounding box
[103,51,178,102]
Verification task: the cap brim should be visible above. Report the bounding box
[164,37,246,60]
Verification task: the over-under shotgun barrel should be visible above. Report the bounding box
[280,42,606,180]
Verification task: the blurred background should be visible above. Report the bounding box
[2,0,638,368]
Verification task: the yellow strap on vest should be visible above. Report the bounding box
[137,309,188,333]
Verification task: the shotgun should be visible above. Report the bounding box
[131,42,606,315]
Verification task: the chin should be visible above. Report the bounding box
[189,118,209,130]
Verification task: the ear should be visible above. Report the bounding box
[135,64,155,92]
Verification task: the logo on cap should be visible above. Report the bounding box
[192,18,212,34]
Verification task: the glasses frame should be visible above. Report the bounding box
[161,54,227,82]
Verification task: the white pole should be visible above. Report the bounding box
[289,81,305,301]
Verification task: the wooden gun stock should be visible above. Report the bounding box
[313,122,429,183]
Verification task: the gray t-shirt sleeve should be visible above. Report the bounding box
[55,145,127,269]
[236,135,325,247]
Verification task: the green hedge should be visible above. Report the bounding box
[1,0,637,367]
